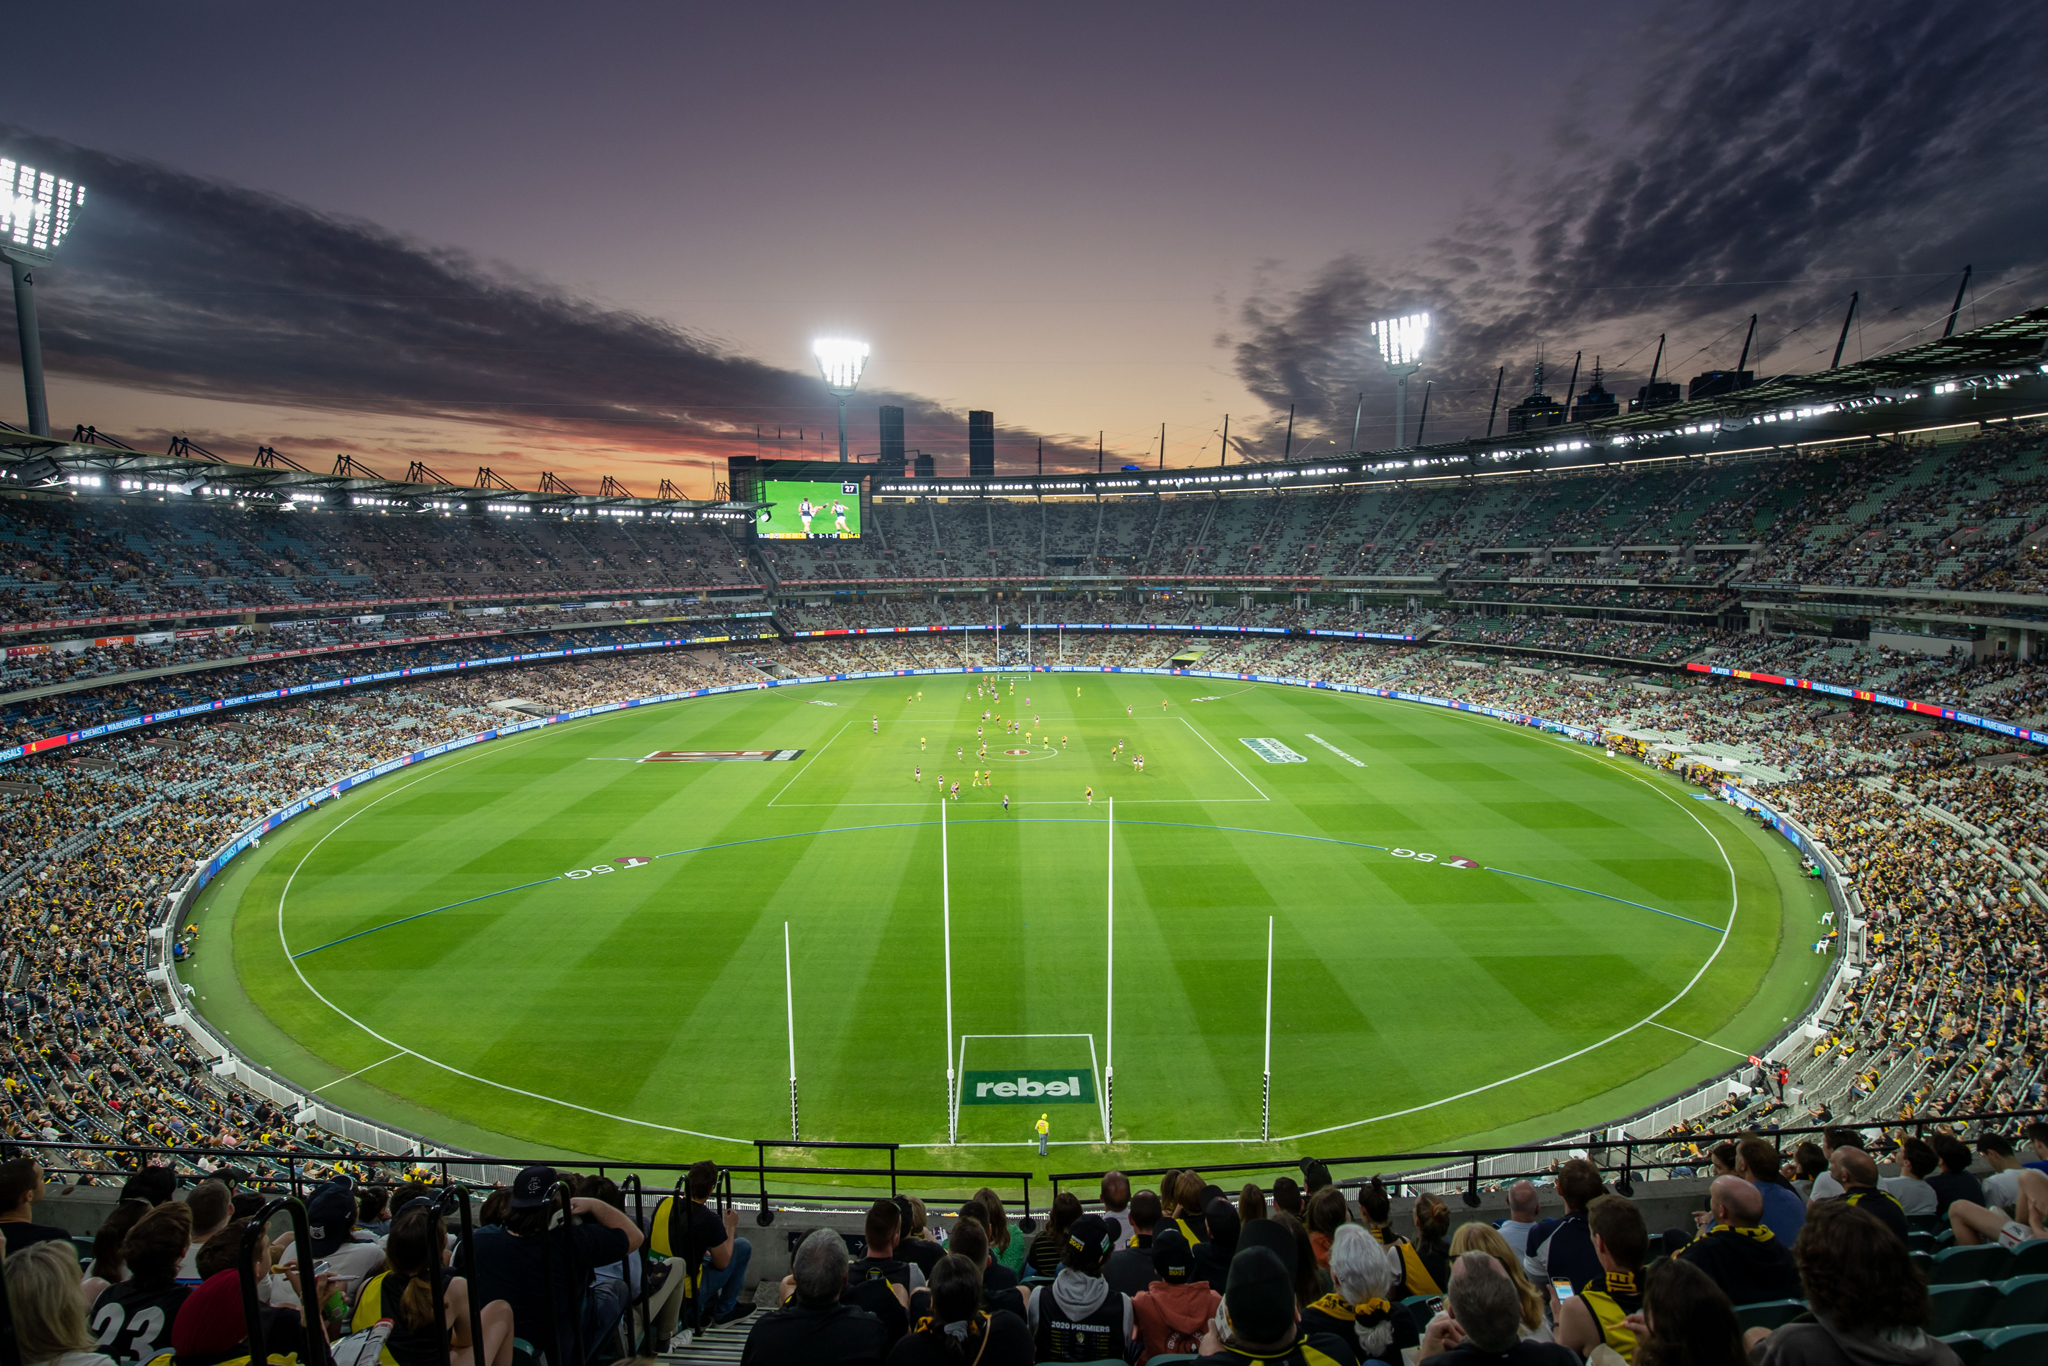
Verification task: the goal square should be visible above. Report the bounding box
[953,1033,1106,1144]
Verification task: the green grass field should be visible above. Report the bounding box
[185,671,1830,1174]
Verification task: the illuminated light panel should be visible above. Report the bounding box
[0,160,84,255]
[812,337,870,393]
[1371,312,1429,368]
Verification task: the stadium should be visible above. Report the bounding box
[5,10,2048,1363]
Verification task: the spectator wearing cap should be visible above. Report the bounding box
[467,1164,642,1366]
[1105,1189,1162,1299]
[1,1158,73,1256]
[1735,1138,1805,1246]
[1024,1213,1134,1362]
[1100,1173,1134,1246]
[1415,1252,1576,1366]
[1676,1177,1803,1307]
[1192,1240,1357,1366]
[1825,1149,1909,1246]
[1131,1227,1218,1364]
[1307,1223,1413,1366]
[275,1175,387,1293]
[743,1228,888,1366]
[1192,1198,1240,1294]
[1925,1134,1983,1218]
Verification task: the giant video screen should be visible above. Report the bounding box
[757,480,861,539]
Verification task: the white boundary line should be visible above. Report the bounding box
[941,798,957,1144]
[311,1048,406,1093]
[272,716,756,1145]
[1273,754,1741,1142]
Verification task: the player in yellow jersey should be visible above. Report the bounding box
[1085,786,1093,806]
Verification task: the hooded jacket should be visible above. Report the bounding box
[1676,1223,1803,1306]
[1753,1313,1963,1366]
[1132,1279,1220,1363]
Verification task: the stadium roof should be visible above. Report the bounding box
[3,306,2044,509]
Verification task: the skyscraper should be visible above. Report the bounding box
[879,406,906,475]
[969,410,994,478]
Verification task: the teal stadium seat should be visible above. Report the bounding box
[2013,1238,2048,1276]
[1988,1272,2048,1328]
[1928,1281,2002,1337]
[1734,1298,1808,1332]
[1933,1244,2015,1284]
[1979,1325,2048,1366]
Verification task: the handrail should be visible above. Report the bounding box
[1044,1104,2048,1203]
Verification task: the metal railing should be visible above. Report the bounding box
[1047,1104,2048,1208]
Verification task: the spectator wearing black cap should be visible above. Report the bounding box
[283,1175,388,1292]
[1105,1190,1162,1299]
[1415,1252,1576,1366]
[1193,1241,1358,1366]
[1193,1198,1240,1294]
[467,1164,642,1366]
[743,1228,888,1366]
[0,1158,72,1256]
[1131,1227,1218,1364]
[1025,1213,1135,1362]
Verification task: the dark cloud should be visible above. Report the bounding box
[0,126,1090,472]
[1233,0,2048,445]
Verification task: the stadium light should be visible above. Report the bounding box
[813,337,870,462]
[1370,311,1429,450]
[0,158,85,439]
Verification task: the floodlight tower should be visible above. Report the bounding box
[813,338,870,463]
[0,159,86,438]
[1370,312,1429,450]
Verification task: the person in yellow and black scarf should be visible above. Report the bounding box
[1302,1224,1417,1365]
[1554,1195,1647,1363]
[1674,1178,1802,1307]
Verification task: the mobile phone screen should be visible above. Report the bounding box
[1552,1278,1575,1300]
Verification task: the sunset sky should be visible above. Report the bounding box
[2,1,2043,497]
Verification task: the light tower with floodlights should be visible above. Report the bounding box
[1370,311,1429,450]
[1,158,86,438]
[813,337,870,463]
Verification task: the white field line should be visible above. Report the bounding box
[764,718,853,807]
[1174,716,1269,801]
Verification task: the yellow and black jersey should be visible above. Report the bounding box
[1581,1269,1642,1363]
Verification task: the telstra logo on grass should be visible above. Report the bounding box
[962,1070,1097,1104]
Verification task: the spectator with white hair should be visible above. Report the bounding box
[1416,1252,1577,1365]
[743,1227,890,1366]
[1305,1222,1417,1365]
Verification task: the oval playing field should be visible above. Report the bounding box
[185,672,1827,1169]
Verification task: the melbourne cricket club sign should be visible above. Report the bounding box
[961,1070,1098,1105]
